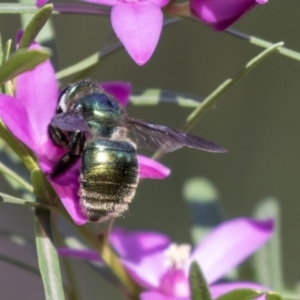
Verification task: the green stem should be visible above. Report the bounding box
[59,207,141,299]
[0,121,38,172]
[52,221,81,300]
[1,39,12,95]
[225,28,300,62]
[0,3,110,15]
[179,42,283,133]
[166,3,300,63]
[0,253,40,276]
[0,161,33,193]
[35,209,65,300]
[151,42,283,161]
[56,40,122,80]
[0,192,50,208]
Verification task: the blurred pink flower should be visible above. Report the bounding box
[83,0,169,65]
[0,40,170,225]
[36,0,48,7]
[191,0,268,31]
[60,218,273,298]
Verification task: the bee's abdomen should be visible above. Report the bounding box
[80,139,138,222]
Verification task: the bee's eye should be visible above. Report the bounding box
[75,104,84,113]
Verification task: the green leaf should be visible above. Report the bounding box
[0,3,39,14]
[0,34,3,65]
[1,38,12,94]
[0,253,40,276]
[225,28,300,63]
[0,160,33,193]
[31,168,57,204]
[35,209,65,300]
[0,48,50,85]
[216,289,265,300]
[179,42,284,133]
[189,261,212,300]
[0,191,47,208]
[265,292,284,300]
[183,177,224,245]
[0,120,38,172]
[19,4,53,49]
[130,89,203,107]
[56,40,122,80]
[253,198,283,291]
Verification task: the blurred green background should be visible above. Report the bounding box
[1,0,300,299]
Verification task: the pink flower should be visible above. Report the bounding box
[191,0,268,31]
[59,218,273,298]
[36,0,48,7]
[0,40,170,225]
[83,0,169,65]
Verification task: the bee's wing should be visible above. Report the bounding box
[127,118,227,153]
[50,112,90,132]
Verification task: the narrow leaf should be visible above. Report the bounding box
[31,168,57,205]
[179,42,284,133]
[0,3,39,14]
[19,4,53,49]
[225,28,300,63]
[35,209,65,300]
[0,191,47,208]
[189,261,212,300]
[0,253,40,276]
[216,289,264,300]
[0,48,50,85]
[265,292,284,300]
[0,34,3,65]
[183,177,224,245]
[2,39,12,64]
[130,89,203,107]
[1,39,12,94]
[0,160,33,193]
[253,198,283,291]
[0,120,38,172]
[56,40,122,80]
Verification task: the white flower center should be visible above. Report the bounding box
[158,243,191,297]
[164,243,191,269]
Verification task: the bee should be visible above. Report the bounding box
[48,80,226,222]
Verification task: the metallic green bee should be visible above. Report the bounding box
[48,80,226,222]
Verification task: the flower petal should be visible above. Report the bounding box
[0,95,36,151]
[36,0,48,8]
[141,291,189,300]
[16,44,58,144]
[110,228,171,288]
[51,181,87,225]
[188,218,273,284]
[83,0,118,6]
[138,155,171,179]
[210,282,268,300]
[111,228,171,262]
[100,82,132,107]
[190,0,258,31]
[58,248,102,262]
[111,2,163,65]
[147,0,169,8]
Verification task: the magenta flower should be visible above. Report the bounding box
[59,218,273,298]
[191,0,268,31]
[0,40,170,225]
[83,0,169,65]
[36,0,48,7]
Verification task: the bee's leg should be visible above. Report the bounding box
[50,132,86,179]
[48,125,69,148]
